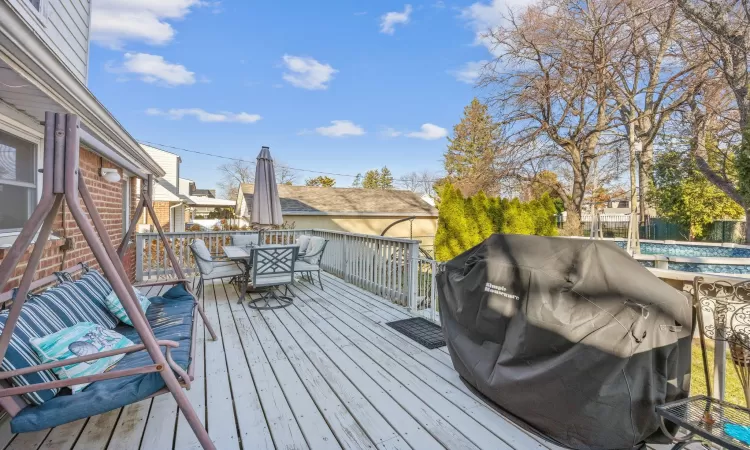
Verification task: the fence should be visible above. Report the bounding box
[135,229,440,320]
[559,214,747,243]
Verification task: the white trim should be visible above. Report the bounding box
[16,0,47,28]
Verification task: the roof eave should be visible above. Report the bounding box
[0,5,165,178]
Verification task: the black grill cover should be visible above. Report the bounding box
[437,234,692,450]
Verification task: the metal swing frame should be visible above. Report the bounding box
[0,113,217,449]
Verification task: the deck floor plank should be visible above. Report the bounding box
[278,303,444,450]
[5,428,49,450]
[201,282,240,450]
[107,399,151,450]
[228,290,309,449]
[240,294,344,449]
[72,408,120,450]
[288,285,490,450]
[36,418,86,450]
[213,282,274,450]
[139,393,177,450]
[261,300,404,449]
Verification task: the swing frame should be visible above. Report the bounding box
[0,113,217,449]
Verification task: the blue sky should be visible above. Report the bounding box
[88,1,508,193]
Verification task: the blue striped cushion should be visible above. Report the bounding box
[0,271,118,405]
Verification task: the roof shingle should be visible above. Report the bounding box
[240,184,437,216]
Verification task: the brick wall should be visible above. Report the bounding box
[146,201,172,231]
[0,147,139,290]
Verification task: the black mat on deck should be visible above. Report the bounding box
[386,317,445,349]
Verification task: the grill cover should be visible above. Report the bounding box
[437,234,692,450]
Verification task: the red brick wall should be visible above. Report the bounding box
[0,147,139,290]
[145,201,172,231]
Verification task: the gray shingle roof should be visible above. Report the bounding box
[240,184,437,217]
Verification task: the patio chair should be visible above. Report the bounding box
[247,244,299,310]
[189,239,244,300]
[295,235,311,259]
[231,233,259,248]
[294,237,328,290]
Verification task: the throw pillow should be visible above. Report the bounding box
[304,237,326,264]
[296,235,311,254]
[103,288,151,326]
[29,322,133,393]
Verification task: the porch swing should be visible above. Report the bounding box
[0,113,217,449]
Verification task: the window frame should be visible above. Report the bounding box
[0,117,44,235]
[18,0,47,27]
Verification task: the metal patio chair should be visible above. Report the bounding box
[294,237,328,290]
[231,233,259,248]
[247,244,299,310]
[189,239,244,300]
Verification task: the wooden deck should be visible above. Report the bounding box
[0,273,569,450]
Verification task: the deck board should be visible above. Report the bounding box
[2,275,560,450]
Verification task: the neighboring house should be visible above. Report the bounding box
[140,145,187,232]
[179,178,234,220]
[0,0,165,285]
[236,184,438,247]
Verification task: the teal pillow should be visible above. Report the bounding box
[103,288,151,326]
[29,322,133,393]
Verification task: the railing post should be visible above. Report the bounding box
[343,233,350,282]
[407,242,419,312]
[135,234,144,281]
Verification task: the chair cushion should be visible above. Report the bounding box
[296,235,311,254]
[294,261,320,272]
[231,234,258,247]
[11,283,195,433]
[203,264,244,281]
[0,271,118,405]
[303,237,326,264]
[190,240,214,275]
[103,288,151,326]
[29,323,133,393]
[253,274,294,287]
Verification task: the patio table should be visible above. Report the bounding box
[224,245,257,304]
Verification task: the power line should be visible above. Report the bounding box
[138,139,444,183]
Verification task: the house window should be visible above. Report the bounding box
[0,130,36,231]
[27,0,41,11]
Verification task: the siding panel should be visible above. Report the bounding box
[6,0,89,82]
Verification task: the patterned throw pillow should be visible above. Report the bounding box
[103,288,151,326]
[29,322,133,393]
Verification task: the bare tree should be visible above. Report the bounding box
[481,0,625,232]
[217,160,253,200]
[677,0,750,239]
[399,170,438,197]
[275,162,297,185]
[607,0,699,220]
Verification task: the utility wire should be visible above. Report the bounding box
[138,139,445,183]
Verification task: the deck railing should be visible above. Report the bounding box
[135,229,439,319]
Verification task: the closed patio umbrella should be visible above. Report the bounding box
[251,146,284,227]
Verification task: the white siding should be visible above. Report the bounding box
[141,145,180,202]
[172,204,185,232]
[7,0,90,83]
[179,178,191,196]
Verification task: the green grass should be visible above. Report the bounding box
[690,339,746,405]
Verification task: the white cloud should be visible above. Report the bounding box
[146,108,261,123]
[381,127,403,138]
[461,0,534,54]
[282,55,338,90]
[380,4,412,35]
[315,120,365,137]
[112,53,196,86]
[91,0,212,48]
[406,123,448,140]
[449,60,488,84]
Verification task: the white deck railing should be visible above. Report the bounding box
[135,229,439,319]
